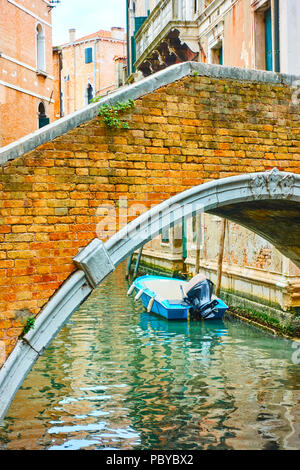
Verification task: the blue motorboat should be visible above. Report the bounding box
[127,273,228,321]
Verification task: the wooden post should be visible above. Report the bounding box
[216,218,227,298]
[133,246,143,279]
[126,253,134,279]
[195,214,201,274]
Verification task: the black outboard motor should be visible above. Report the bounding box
[185,278,218,319]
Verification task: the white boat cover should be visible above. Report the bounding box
[184,274,207,294]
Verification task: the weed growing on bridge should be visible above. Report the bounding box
[19,316,35,339]
[93,98,135,129]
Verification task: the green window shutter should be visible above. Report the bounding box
[134,16,148,35]
[265,8,273,71]
[131,16,148,74]
[39,117,49,128]
[85,47,93,64]
[219,46,223,65]
[131,36,136,73]
[274,0,280,72]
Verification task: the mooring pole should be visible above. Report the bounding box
[126,253,134,279]
[216,218,227,298]
[133,246,143,279]
[195,214,201,274]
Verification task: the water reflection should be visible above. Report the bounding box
[0,263,299,450]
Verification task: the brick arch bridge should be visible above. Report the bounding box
[0,61,300,418]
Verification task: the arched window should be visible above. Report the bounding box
[36,23,46,71]
[85,83,94,105]
[38,102,49,128]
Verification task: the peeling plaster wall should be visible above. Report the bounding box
[190,214,300,311]
[142,211,300,312]
[223,0,253,69]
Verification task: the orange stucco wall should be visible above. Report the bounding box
[0,0,54,147]
[223,0,254,69]
[54,30,126,117]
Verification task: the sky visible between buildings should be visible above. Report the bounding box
[52,0,126,46]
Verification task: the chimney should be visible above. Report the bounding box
[110,27,125,40]
[69,28,76,43]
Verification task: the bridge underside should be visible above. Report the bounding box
[1,169,300,420]
[210,200,300,269]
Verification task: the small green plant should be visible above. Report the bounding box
[90,94,103,103]
[19,316,35,339]
[96,99,135,129]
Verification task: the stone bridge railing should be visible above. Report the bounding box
[0,168,300,419]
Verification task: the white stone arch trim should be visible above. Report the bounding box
[105,169,300,267]
[0,169,300,419]
[38,100,47,115]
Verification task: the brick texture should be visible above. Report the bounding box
[0,74,299,360]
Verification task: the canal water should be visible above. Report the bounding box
[0,263,299,450]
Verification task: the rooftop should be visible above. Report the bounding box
[54,27,125,48]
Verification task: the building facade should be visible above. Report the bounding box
[127,0,300,80]
[126,0,300,317]
[0,0,55,147]
[139,215,300,316]
[53,27,126,119]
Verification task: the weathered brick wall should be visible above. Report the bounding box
[0,73,299,360]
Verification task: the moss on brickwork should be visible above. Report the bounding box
[221,291,300,338]
[130,258,175,277]
[221,287,283,311]
[227,307,300,339]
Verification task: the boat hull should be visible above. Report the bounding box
[140,291,189,320]
[131,275,228,321]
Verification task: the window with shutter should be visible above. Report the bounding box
[161,227,169,244]
[264,7,273,71]
[85,47,93,64]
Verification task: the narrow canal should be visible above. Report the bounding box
[0,263,299,450]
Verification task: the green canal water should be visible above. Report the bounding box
[0,263,299,450]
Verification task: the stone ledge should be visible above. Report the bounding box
[222,290,300,337]
[1,61,299,166]
[189,62,300,85]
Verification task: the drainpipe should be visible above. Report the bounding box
[195,214,201,274]
[273,0,280,72]
[94,40,97,98]
[271,0,280,73]
[58,50,63,117]
[126,0,130,78]
[73,43,76,111]
[216,218,227,298]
